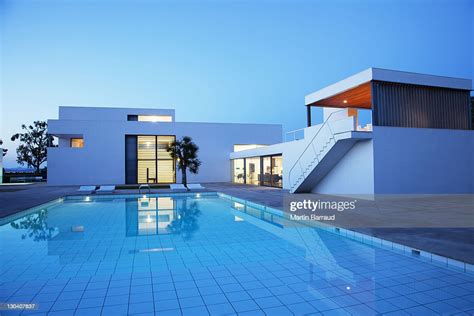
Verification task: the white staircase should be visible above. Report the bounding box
[288,112,370,193]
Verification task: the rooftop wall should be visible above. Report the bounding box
[58,106,175,121]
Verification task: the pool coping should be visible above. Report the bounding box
[1,191,472,275]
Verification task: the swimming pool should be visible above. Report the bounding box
[1,193,473,315]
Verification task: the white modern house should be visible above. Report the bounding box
[48,68,473,195]
[47,108,282,185]
[231,68,473,195]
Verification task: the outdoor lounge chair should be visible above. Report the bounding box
[96,185,115,194]
[170,184,187,190]
[78,186,96,194]
[187,183,205,190]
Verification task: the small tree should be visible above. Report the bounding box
[0,139,7,157]
[11,121,55,174]
[167,136,201,189]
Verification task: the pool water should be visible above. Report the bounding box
[1,193,473,315]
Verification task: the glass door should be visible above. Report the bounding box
[262,157,272,186]
[137,136,157,183]
[271,155,283,188]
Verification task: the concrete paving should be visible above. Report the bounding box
[1,182,473,263]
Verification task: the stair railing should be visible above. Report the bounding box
[288,109,347,192]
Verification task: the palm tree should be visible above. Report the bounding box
[167,136,201,189]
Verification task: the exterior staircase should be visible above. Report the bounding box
[289,112,371,193]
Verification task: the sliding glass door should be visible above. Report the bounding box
[137,135,175,184]
[232,154,283,188]
[271,155,283,188]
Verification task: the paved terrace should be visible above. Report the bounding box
[0,182,473,264]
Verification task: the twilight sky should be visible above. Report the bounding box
[1,0,473,167]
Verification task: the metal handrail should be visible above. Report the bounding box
[288,109,347,191]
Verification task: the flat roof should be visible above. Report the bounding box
[305,68,472,106]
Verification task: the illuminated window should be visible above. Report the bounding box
[233,144,267,152]
[137,115,173,122]
[137,135,176,184]
[70,138,84,148]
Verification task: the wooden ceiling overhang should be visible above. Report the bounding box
[307,81,373,109]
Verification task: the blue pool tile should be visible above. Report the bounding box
[254,296,283,309]
[261,306,293,315]
[63,282,88,292]
[179,296,205,308]
[240,281,265,290]
[206,303,236,315]
[231,299,260,312]
[343,303,377,315]
[50,299,80,311]
[33,293,60,303]
[445,297,474,311]
[214,277,237,286]
[194,279,217,288]
[198,286,223,296]
[238,311,266,316]
[181,306,209,316]
[367,299,399,314]
[277,293,306,305]
[246,288,273,299]
[322,308,351,315]
[202,294,229,305]
[129,301,155,314]
[154,290,178,301]
[106,286,130,296]
[268,286,294,296]
[48,310,76,316]
[425,301,462,314]
[403,305,438,315]
[82,289,107,299]
[78,297,105,309]
[131,284,153,294]
[132,278,153,286]
[58,291,84,300]
[176,288,200,298]
[385,296,419,309]
[225,290,251,302]
[154,309,182,316]
[408,292,439,305]
[309,298,340,312]
[174,281,196,290]
[104,294,129,306]
[286,302,319,314]
[75,307,102,315]
[86,281,109,290]
[220,283,244,293]
[130,291,154,303]
[154,298,180,312]
[101,304,129,315]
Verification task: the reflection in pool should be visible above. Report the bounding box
[126,196,201,239]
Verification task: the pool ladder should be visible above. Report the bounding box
[139,184,151,194]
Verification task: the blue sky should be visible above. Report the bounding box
[1,0,472,167]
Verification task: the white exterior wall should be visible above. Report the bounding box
[372,126,474,194]
[48,107,282,185]
[310,140,374,195]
